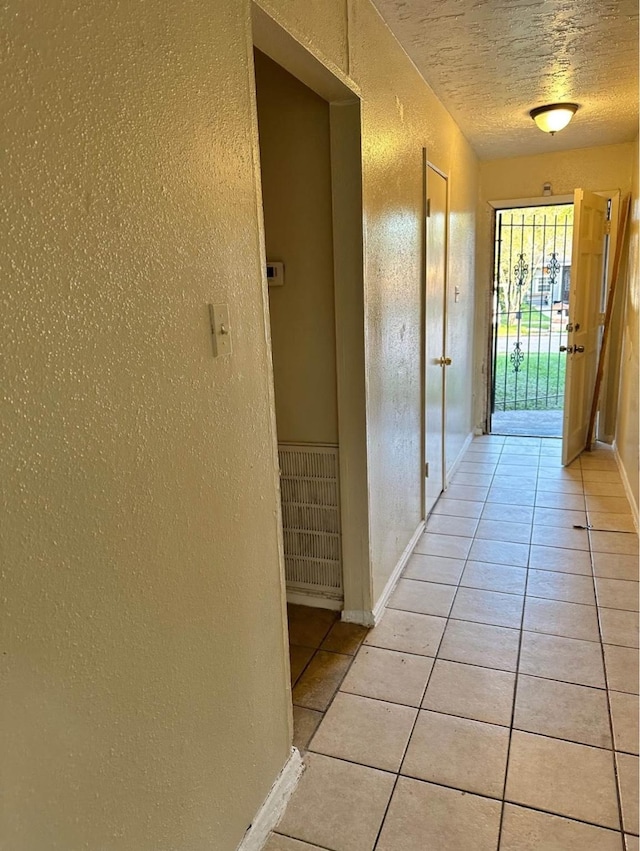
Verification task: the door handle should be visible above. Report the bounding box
[560,345,585,354]
[436,356,452,366]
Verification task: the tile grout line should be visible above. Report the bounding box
[291,616,366,728]
[271,828,331,850]
[586,472,629,848]
[283,440,635,848]
[325,682,627,751]
[275,748,629,836]
[297,517,512,841]
[494,440,538,851]
[439,441,517,603]
[453,441,633,845]
[290,614,340,688]
[587,452,632,848]
[370,545,465,851]
[392,577,623,609]
[372,438,520,851]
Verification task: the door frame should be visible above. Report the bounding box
[421,157,450,520]
[484,191,619,438]
[485,194,573,435]
[249,4,374,624]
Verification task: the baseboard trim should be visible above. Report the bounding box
[237,747,304,851]
[341,608,376,627]
[446,431,475,486]
[371,520,426,625]
[613,443,639,530]
[286,590,342,611]
[340,609,376,628]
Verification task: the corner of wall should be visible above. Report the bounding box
[236,748,304,851]
[612,135,640,514]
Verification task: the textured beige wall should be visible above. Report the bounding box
[1,3,293,850]
[2,0,479,848]
[479,143,634,202]
[255,51,339,445]
[615,137,640,512]
[257,0,350,75]
[476,143,635,430]
[349,0,479,602]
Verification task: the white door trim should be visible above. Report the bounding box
[489,195,574,209]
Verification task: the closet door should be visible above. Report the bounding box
[424,160,448,515]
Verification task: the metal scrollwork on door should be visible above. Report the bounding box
[547,252,561,286]
[510,341,525,373]
[509,254,529,374]
[514,254,529,288]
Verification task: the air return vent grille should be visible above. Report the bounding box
[278,444,342,600]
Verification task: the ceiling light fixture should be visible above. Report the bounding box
[529,102,579,135]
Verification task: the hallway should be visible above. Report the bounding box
[269,436,639,851]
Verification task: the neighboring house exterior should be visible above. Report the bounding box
[528,263,571,306]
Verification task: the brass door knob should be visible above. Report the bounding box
[437,356,452,366]
[560,345,584,354]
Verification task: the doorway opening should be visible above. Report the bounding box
[254,49,343,610]
[251,4,372,630]
[251,20,372,746]
[490,203,574,437]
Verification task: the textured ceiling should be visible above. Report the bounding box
[372,0,639,160]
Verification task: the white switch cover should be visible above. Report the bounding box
[209,303,232,357]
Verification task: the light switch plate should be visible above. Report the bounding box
[209,303,232,357]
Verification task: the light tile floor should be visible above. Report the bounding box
[271,437,639,851]
[288,604,369,752]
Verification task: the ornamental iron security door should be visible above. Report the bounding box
[491,204,574,430]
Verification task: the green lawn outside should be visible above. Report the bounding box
[496,304,552,337]
[498,304,551,337]
[494,352,566,411]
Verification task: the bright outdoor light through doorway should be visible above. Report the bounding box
[490,203,574,437]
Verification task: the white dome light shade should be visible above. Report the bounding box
[530,103,579,135]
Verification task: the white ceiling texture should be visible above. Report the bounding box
[372,0,639,160]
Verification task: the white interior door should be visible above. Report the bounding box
[561,189,607,465]
[424,162,447,513]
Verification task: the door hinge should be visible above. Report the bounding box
[426,198,431,218]
[604,220,611,235]
[425,462,429,477]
